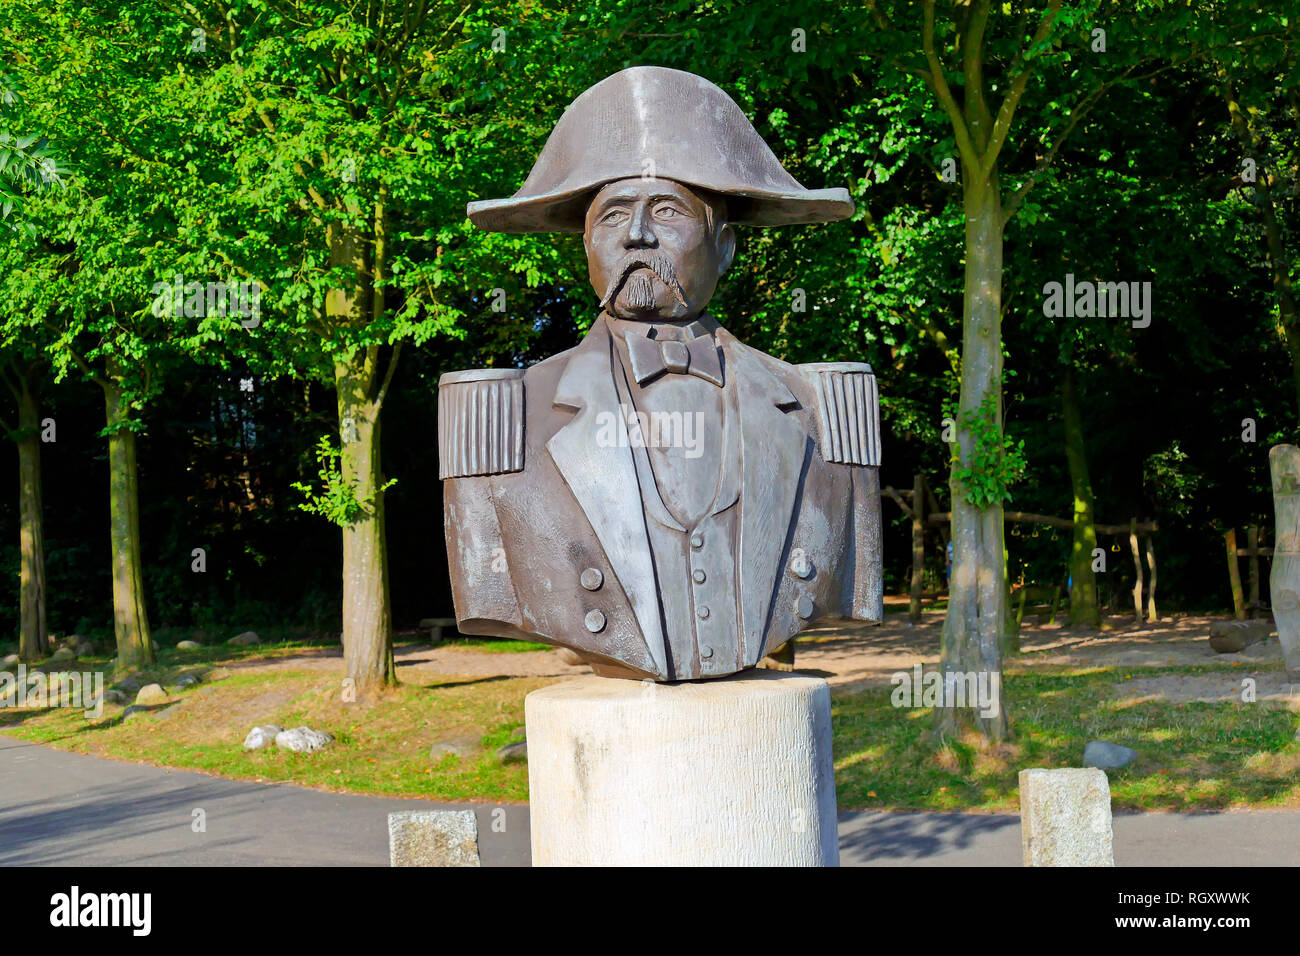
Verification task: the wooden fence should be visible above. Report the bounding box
[884,475,1159,625]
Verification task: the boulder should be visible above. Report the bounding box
[134,683,170,706]
[228,631,260,646]
[75,641,95,657]
[1083,740,1137,770]
[49,647,76,663]
[275,726,333,753]
[1,653,18,667]
[1209,618,1275,654]
[429,733,481,761]
[176,675,200,689]
[101,689,127,706]
[122,705,146,720]
[495,739,527,764]
[176,640,202,650]
[114,676,141,694]
[243,724,283,750]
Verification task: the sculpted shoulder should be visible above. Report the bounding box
[792,360,881,467]
[435,345,584,479]
[723,339,879,467]
[520,344,577,403]
[437,367,527,478]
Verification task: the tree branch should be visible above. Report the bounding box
[43,320,110,390]
[922,0,979,169]
[980,0,1061,179]
[373,340,403,413]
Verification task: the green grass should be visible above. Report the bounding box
[3,643,1297,811]
[440,637,553,653]
[834,665,1300,812]
[0,659,542,802]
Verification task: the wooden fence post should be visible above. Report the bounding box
[1144,534,1158,623]
[1225,528,1246,620]
[1128,519,1144,623]
[910,474,925,624]
[1246,526,1261,617]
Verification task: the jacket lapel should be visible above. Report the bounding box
[721,331,809,662]
[547,318,668,676]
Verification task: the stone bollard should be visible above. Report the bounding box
[1019,768,1114,866]
[526,670,839,866]
[388,809,480,867]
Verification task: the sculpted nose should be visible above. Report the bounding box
[625,203,657,249]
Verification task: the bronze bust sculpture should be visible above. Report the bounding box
[440,67,882,681]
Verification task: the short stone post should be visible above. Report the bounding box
[388,809,480,867]
[526,670,839,866]
[1019,768,1114,866]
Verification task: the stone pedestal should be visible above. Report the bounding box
[525,670,838,866]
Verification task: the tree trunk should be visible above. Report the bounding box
[938,170,1010,741]
[1220,79,1300,424]
[327,208,395,691]
[16,375,48,661]
[1061,365,1101,627]
[335,357,395,690]
[103,379,154,669]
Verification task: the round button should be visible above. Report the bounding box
[790,553,813,579]
[580,568,604,591]
[696,605,710,620]
[700,645,713,660]
[690,534,704,549]
[584,609,607,633]
[795,595,815,620]
[692,569,706,584]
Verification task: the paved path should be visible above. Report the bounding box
[836,808,1300,866]
[0,737,530,866]
[3,736,1297,866]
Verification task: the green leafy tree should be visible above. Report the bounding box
[857,0,1300,739]
[0,0,226,668]
[150,0,580,689]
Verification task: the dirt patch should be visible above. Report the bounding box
[214,641,591,683]
[1114,673,1300,706]
[196,605,1289,694]
[793,606,1291,690]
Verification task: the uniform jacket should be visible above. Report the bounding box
[438,316,883,681]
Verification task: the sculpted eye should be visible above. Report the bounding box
[654,205,682,220]
[600,209,628,225]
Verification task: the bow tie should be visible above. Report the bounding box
[625,331,724,387]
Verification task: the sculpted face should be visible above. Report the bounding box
[583,178,736,321]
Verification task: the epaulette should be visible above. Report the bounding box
[437,368,526,478]
[797,362,881,466]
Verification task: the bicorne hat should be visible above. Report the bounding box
[466,66,854,233]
